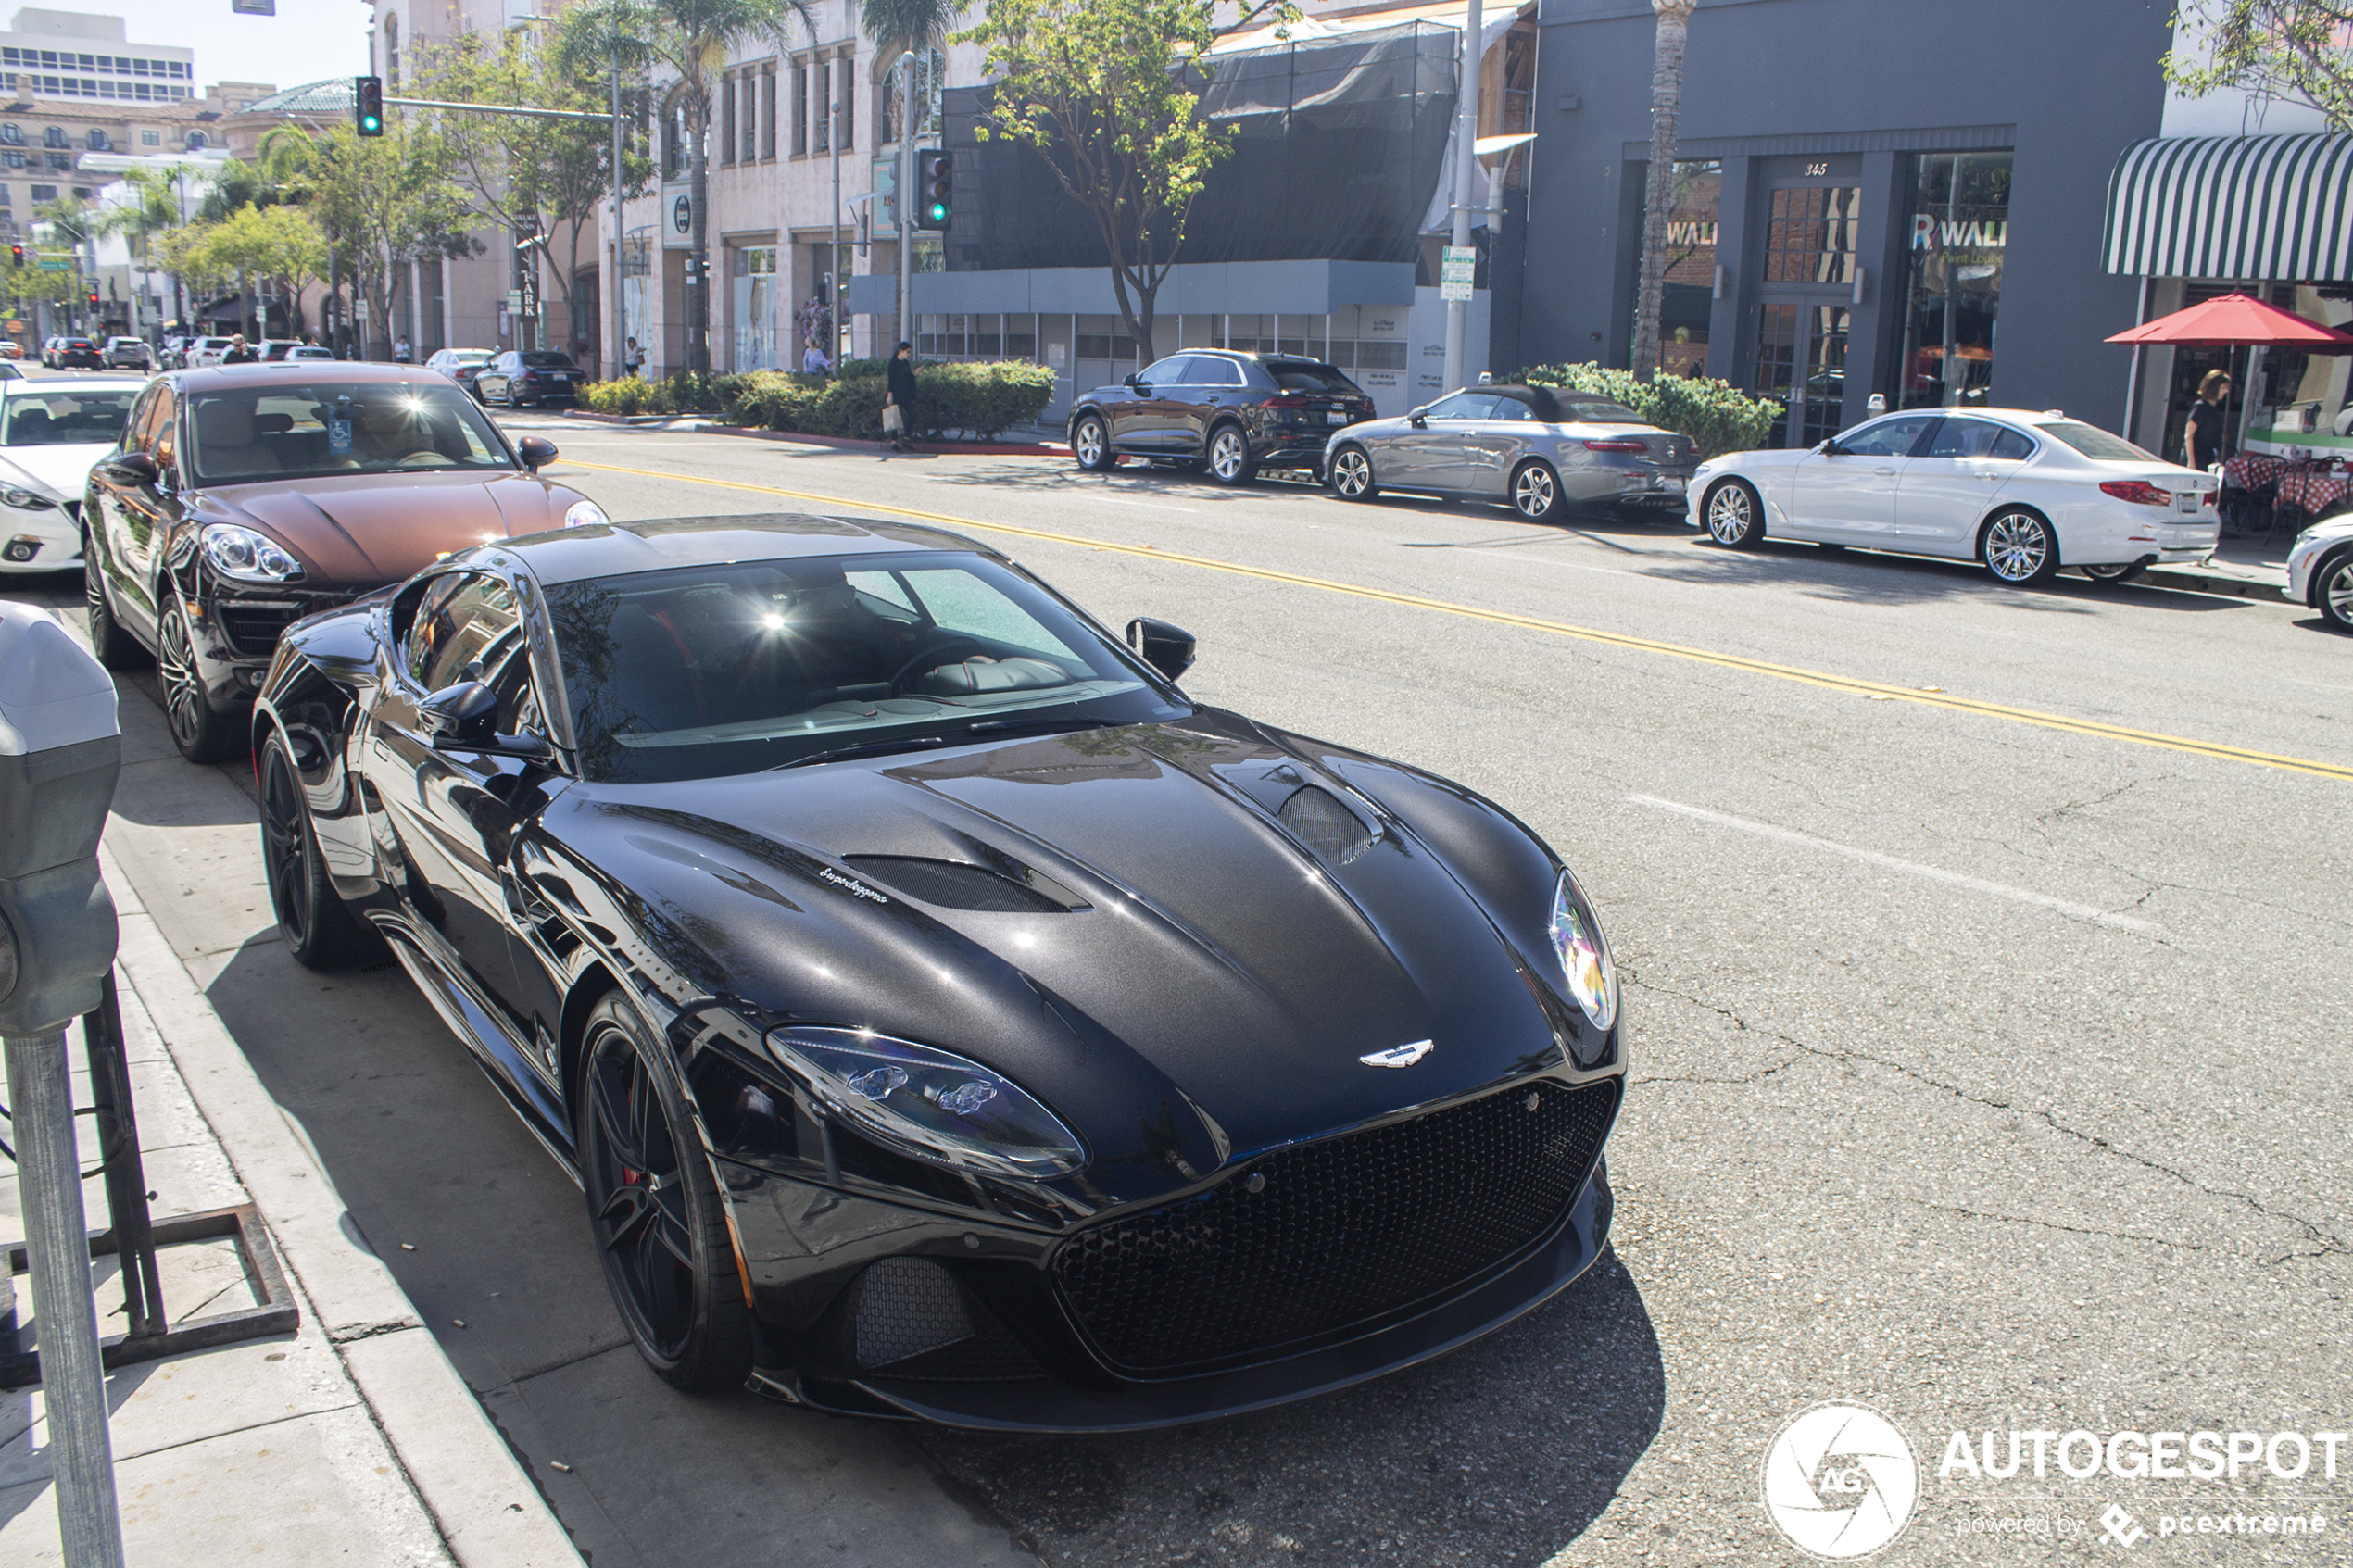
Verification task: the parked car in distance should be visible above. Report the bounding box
[1325,384,1696,523]
[250,512,1626,1427]
[1068,350,1376,485]
[185,336,235,370]
[2287,512,2353,632]
[0,338,23,360]
[283,344,335,361]
[103,336,153,370]
[56,335,101,370]
[476,349,585,408]
[1692,407,2220,587]
[159,334,191,370]
[80,362,607,762]
[0,376,144,573]
[39,336,61,369]
[425,346,497,399]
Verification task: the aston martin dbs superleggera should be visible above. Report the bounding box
[252,513,1624,1431]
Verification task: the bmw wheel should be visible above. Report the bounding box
[1206,424,1257,486]
[1983,508,2059,586]
[258,729,371,970]
[579,993,755,1392]
[2081,561,2147,586]
[83,546,147,670]
[1511,460,1565,523]
[157,593,241,763]
[1072,413,1112,472]
[1329,445,1378,502]
[2319,550,2353,632]
[1704,478,1766,547]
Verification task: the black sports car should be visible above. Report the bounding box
[254,513,1624,1430]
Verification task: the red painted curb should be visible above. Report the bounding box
[556,408,1065,457]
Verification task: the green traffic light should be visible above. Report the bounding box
[361,116,380,131]
[928,203,949,221]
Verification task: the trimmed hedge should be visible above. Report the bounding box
[580,359,1055,441]
[1520,361,1783,460]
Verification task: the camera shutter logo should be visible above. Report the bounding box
[1761,1402,1919,1559]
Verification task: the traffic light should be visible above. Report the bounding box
[85,289,97,307]
[7,245,19,266]
[354,75,384,137]
[915,150,952,231]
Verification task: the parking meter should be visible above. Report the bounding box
[0,603,120,1030]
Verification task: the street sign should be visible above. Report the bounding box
[504,289,524,312]
[1440,244,1477,302]
[36,259,66,270]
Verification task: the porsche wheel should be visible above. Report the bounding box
[1983,508,2058,586]
[1328,445,1378,502]
[158,593,240,763]
[1206,424,1257,485]
[258,729,370,970]
[1511,460,1565,523]
[579,994,754,1393]
[1072,414,1112,472]
[83,546,146,670]
[1704,478,1766,547]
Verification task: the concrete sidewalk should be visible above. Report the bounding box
[0,851,583,1565]
[2138,528,2295,600]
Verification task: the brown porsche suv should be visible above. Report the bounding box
[82,362,607,761]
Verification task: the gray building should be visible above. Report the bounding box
[1517,0,2174,444]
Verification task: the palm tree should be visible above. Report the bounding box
[638,0,814,373]
[1629,0,1694,383]
[863,0,963,142]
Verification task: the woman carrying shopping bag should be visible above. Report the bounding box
[883,341,918,452]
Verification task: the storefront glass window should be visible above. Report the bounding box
[1764,186,1860,285]
[1661,160,1719,376]
[1896,151,2011,409]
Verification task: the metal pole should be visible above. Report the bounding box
[897,51,914,352]
[6,1028,127,1568]
[610,40,625,382]
[1442,0,1481,394]
[831,76,842,365]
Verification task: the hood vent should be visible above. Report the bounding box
[1277,785,1373,865]
[842,855,1088,913]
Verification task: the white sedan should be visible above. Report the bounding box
[0,377,145,573]
[2286,514,2353,633]
[1689,407,2219,586]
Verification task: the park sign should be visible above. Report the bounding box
[1441,245,1476,303]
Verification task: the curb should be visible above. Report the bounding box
[556,408,1066,457]
[101,844,585,1568]
[2136,563,2286,601]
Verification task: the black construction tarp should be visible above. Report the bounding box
[942,22,1458,274]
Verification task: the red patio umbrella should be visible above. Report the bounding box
[2106,291,2353,351]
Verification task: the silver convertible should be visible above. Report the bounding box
[1322,384,1697,522]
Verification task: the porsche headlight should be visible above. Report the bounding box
[765,1025,1085,1180]
[562,500,608,530]
[0,485,53,510]
[1549,868,1616,1033]
[200,523,302,583]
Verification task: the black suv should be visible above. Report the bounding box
[1068,350,1376,484]
[57,336,102,370]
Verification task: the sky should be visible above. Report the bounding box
[23,0,375,95]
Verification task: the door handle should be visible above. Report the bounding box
[1873,466,1895,475]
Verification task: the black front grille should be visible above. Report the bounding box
[1053,1076,1619,1374]
[217,603,305,658]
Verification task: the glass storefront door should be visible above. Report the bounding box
[1755,302,1851,449]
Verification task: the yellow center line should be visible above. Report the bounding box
[564,458,2353,784]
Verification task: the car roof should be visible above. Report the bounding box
[168,361,462,393]
[2,374,145,395]
[471,512,997,587]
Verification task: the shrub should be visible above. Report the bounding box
[582,358,1055,442]
[1521,361,1782,460]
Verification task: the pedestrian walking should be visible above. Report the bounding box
[883,340,917,452]
[2186,369,2230,470]
[801,337,831,376]
[625,336,645,378]
[393,334,413,364]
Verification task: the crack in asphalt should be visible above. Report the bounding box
[1892,1196,2209,1253]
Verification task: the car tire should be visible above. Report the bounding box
[2081,561,2147,586]
[258,729,372,970]
[1703,477,1767,547]
[1071,412,1112,471]
[83,546,148,670]
[2316,548,2353,632]
[1511,459,1566,523]
[1205,423,1257,485]
[577,992,755,1394]
[1328,444,1378,502]
[1982,507,2060,586]
[157,592,242,764]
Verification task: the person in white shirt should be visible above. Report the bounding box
[393,335,412,364]
[801,339,831,376]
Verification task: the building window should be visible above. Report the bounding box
[792,62,806,155]
[44,152,66,169]
[720,72,736,163]
[1895,151,2011,411]
[184,131,206,151]
[140,129,157,145]
[761,69,775,158]
[29,183,54,201]
[1762,185,1860,285]
[0,186,10,206]
[812,58,828,152]
[838,56,852,152]
[69,184,88,198]
[84,128,107,150]
[0,124,18,146]
[1629,159,1720,378]
[742,73,758,163]
[1,151,19,169]
[384,16,399,87]
[42,126,62,148]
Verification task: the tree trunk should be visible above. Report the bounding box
[1630,0,1694,382]
[687,91,710,373]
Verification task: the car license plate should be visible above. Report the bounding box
[1658,476,1685,493]
[1326,411,1347,425]
[2176,491,2202,514]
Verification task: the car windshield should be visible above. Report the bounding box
[2040,420,2158,462]
[186,381,515,484]
[520,351,576,369]
[2,389,138,445]
[450,351,492,365]
[1268,362,1365,396]
[544,549,1190,784]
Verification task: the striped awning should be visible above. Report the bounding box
[2102,134,2353,280]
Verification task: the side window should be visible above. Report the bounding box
[1989,428,2036,461]
[146,387,177,479]
[1926,419,2004,458]
[1841,415,1931,458]
[1141,355,1193,386]
[405,573,520,691]
[1426,392,1499,420]
[122,386,162,454]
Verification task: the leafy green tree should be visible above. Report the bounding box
[305,121,479,358]
[148,220,230,326]
[2167,0,2353,131]
[205,204,329,336]
[956,0,1238,356]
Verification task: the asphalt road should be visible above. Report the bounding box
[12,405,2349,1567]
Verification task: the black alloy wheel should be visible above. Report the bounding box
[258,730,371,969]
[2082,560,2147,586]
[1072,413,1112,472]
[2319,551,2353,632]
[157,593,241,763]
[1982,508,2060,586]
[1511,459,1566,523]
[83,546,147,670]
[1328,444,1378,501]
[1704,478,1766,547]
[579,994,755,1392]
[1206,423,1258,485]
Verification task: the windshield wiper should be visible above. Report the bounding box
[765,734,956,771]
[965,715,1122,736]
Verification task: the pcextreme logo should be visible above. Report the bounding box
[1762,1402,1921,1560]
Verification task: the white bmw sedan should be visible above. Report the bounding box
[1689,407,2219,586]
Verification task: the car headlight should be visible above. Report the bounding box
[200,522,303,583]
[1549,868,1617,1033]
[562,500,608,530]
[0,485,53,510]
[765,1025,1086,1180]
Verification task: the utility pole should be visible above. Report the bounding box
[897,50,913,351]
[610,35,624,381]
[1441,0,1481,395]
[830,79,841,363]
